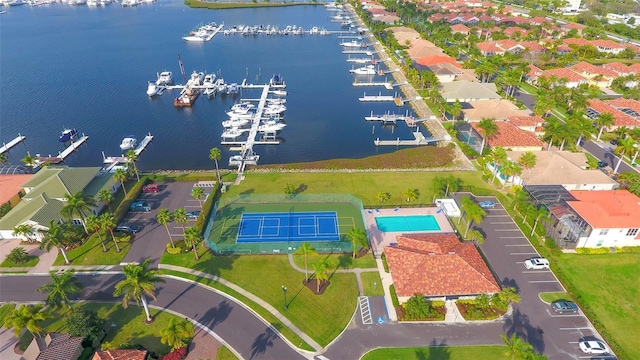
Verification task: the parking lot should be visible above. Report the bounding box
[120,181,210,266]
[455,194,615,360]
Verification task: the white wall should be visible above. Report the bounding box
[578,227,640,248]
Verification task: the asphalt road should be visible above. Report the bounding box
[581,140,636,175]
[0,274,305,360]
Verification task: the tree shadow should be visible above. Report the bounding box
[250,327,277,360]
[198,299,233,331]
[337,253,353,270]
[501,277,519,293]
[294,184,307,194]
[503,308,545,354]
[414,338,450,360]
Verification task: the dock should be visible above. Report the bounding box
[102,133,154,171]
[353,80,394,90]
[374,132,450,146]
[365,111,430,127]
[34,134,89,167]
[359,92,396,102]
[342,49,375,55]
[0,134,26,155]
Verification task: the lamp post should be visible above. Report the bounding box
[282,286,288,310]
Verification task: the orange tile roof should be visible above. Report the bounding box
[0,174,32,205]
[507,115,545,127]
[92,349,148,360]
[606,98,640,117]
[415,55,462,68]
[591,39,625,50]
[563,23,586,30]
[603,62,634,75]
[527,64,544,79]
[587,99,638,127]
[450,24,470,33]
[567,190,640,231]
[520,41,546,52]
[384,233,500,297]
[563,37,590,47]
[476,42,504,54]
[471,121,544,148]
[503,26,527,37]
[569,61,618,78]
[543,68,587,83]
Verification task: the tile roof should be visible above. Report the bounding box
[471,121,545,148]
[519,41,545,52]
[384,233,500,297]
[507,115,545,127]
[414,55,461,68]
[606,98,640,117]
[563,37,590,47]
[567,190,640,230]
[587,99,638,127]
[503,26,527,37]
[603,62,634,75]
[569,61,618,79]
[93,349,148,360]
[34,333,83,360]
[563,23,586,30]
[0,174,32,204]
[450,24,470,33]
[476,41,504,54]
[629,63,640,73]
[462,99,529,121]
[527,64,544,79]
[542,68,587,84]
[591,39,625,50]
[441,81,500,101]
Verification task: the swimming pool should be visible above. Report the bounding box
[375,215,441,232]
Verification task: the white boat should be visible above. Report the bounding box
[147,82,163,97]
[156,71,173,86]
[203,73,216,97]
[221,128,245,139]
[263,104,287,115]
[229,151,260,167]
[350,65,377,75]
[347,57,372,64]
[121,0,138,6]
[227,83,238,95]
[258,119,286,133]
[269,89,287,96]
[222,118,250,128]
[340,39,364,48]
[226,111,254,119]
[230,102,254,113]
[186,71,205,87]
[215,78,227,93]
[269,74,286,89]
[267,98,286,105]
[120,136,137,151]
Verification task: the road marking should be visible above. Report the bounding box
[551,314,583,318]
[184,205,201,208]
[490,222,514,224]
[522,270,552,274]
[500,236,525,239]
[505,244,531,247]
[496,229,522,232]
[559,327,592,330]
[528,280,558,283]
[510,252,538,255]
[486,214,510,217]
[568,341,580,344]
[316,356,331,360]
[359,296,372,325]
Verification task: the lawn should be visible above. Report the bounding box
[539,292,571,304]
[0,255,39,268]
[556,253,640,360]
[161,252,358,347]
[216,346,238,360]
[291,252,377,270]
[361,345,507,360]
[53,232,131,266]
[361,271,385,296]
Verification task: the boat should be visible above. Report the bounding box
[258,119,286,133]
[215,78,227,93]
[266,98,286,105]
[340,39,365,48]
[203,73,216,97]
[59,128,78,142]
[186,71,205,87]
[230,102,254,113]
[119,136,137,151]
[174,87,200,107]
[226,110,254,119]
[156,71,173,85]
[227,83,238,95]
[263,104,287,115]
[221,128,245,139]
[269,89,287,96]
[350,65,376,75]
[347,56,372,64]
[147,82,162,97]
[222,118,250,128]
[229,151,260,167]
[269,74,286,89]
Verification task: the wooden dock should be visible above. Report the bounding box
[102,133,153,171]
[374,132,449,146]
[0,134,26,155]
[33,134,89,167]
[353,80,394,90]
[359,92,395,102]
[364,111,429,127]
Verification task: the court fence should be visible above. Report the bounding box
[216,193,364,210]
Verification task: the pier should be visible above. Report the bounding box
[34,134,89,167]
[359,92,396,102]
[374,132,451,146]
[365,111,430,127]
[353,80,394,90]
[0,134,26,155]
[102,133,154,171]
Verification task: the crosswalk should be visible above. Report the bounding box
[359,296,372,324]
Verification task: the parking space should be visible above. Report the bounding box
[454,194,613,359]
[121,181,205,265]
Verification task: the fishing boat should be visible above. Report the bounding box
[269,74,286,89]
[258,119,286,133]
[156,71,173,85]
[203,73,217,97]
[119,135,137,151]
[340,39,365,48]
[350,65,376,75]
[263,104,287,115]
[230,102,254,113]
[267,98,286,105]
[59,128,78,142]
[226,110,254,119]
[346,56,372,64]
[269,89,287,97]
[221,128,245,139]
[222,118,250,128]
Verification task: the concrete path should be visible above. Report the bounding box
[374,258,397,321]
[28,246,57,275]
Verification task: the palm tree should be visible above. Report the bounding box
[40,220,70,265]
[86,215,107,252]
[449,99,462,120]
[518,152,537,174]
[312,259,329,293]
[156,209,175,248]
[191,186,205,211]
[114,168,128,198]
[174,208,188,238]
[459,196,486,238]
[501,160,523,188]
[376,192,390,203]
[0,153,8,165]
[531,206,550,237]
[100,212,120,253]
[401,188,418,202]
[501,334,534,360]
[183,226,202,261]
[595,113,615,141]
[3,304,50,338]
[209,147,222,184]
[113,258,165,323]
[346,227,368,258]
[160,318,194,351]
[125,149,140,182]
[614,137,637,173]
[294,242,318,283]
[477,118,499,155]
[542,118,564,151]
[61,190,96,234]
[98,189,114,212]
[490,147,508,183]
[466,228,485,244]
[12,224,36,242]
[36,270,83,309]
[21,153,37,170]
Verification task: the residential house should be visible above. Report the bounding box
[507,115,545,136]
[461,99,530,122]
[475,40,525,56]
[424,63,464,83]
[450,24,470,36]
[23,333,83,360]
[0,166,118,241]
[93,349,148,360]
[524,64,545,85]
[586,99,639,129]
[540,68,588,88]
[440,80,501,102]
[503,26,528,39]
[384,233,500,302]
[0,174,32,208]
[414,55,461,69]
[569,61,617,88]
[605,98,640,120]
[470,120,545,151]
[591,39,627,55]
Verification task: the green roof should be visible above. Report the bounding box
[0,193,65,230]
[83,172,117,200]
[23,166,101,200]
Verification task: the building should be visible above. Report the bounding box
[384,233,500,302]
[0,173,32,207]
[559,0,581,13]
[470,121,545,151]
[93,349,148,360]
[461,99,529,122]
[440,80,501,102]
[23,333,83,360]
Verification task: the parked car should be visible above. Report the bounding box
[523,257,550,270]
[142,184,160,193]
[186,210,201,220]
[597,161,608,168]
[478,200,496,209]
[116,223,141,234]
[609,139,619,146]
[129,201,151,212]
[579,340,610,354]
[551,300,578,313]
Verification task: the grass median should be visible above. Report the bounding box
[361,345,507,360]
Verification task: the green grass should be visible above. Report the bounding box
[0,255,39,268]
[361,272,385,296]
[216,346,239,360]
[518,82,537,94]
[185,0,314,9]
[160,253,358,347]
[361,345,507,360]
[539,292,571,304]
[0,303,15,324]
[291,252,377,270]
[146,171,236,183]
[53,232,131,266]
[161,269,315,352]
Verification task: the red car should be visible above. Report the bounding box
[142,184,160,193]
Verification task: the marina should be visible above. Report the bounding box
[182,22,224,42]
[374,132,450,146]
[364,111,429,127]
[102,133,154,171]
[0,134,26,155]
[34,133,89,167]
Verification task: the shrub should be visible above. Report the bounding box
[115,234,132,243]
[0,203,11,219]
[402,294,440,320]
[162,347,187,360]
[381,253,389,273]
[389,284,399,307]
[166,243,182,255]
[6,247,29,264]
[195,183,220,233]
[459,143,478,158]
[614,246,640,253]
[576,247,610,254]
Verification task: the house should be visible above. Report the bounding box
[561,22,585,34]
[0,166,119,241]
[499,151,618,190]
[461,99,530,122]
[591,39,627,55]
[470,121,545,151]
[384,233,500,302]
[603,62,635,76]
[503,26,528,38]
[440,80,501,102]
[450,24,470,36]
[524,64,545,84]
[23,333,83,360]
[586,99,639,128]
[606,98,640,120]
[424,63,464,83]
[507,115,545,136]
[93,349,148,360]
[414,55,461,69]
[0,173,33,208]
[540,68,588,88]
[569,61,617,88]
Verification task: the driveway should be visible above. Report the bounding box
[455,194,613,359]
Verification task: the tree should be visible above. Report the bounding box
[3,304,50,338]
[6,247,29,264]
[86,215,107,252]
[40,220,70,265]
[518,152,537,174]
[312,259,329,293]
[501,161,523,188]
[614,137,637,173]
[36,270,83,309]
[114,168,128,198]
[12,223,36,242]
[113,258,165,323]
[21,153,37,170]
[477,118,499,155]
[125,149,140,182]
[161,318,194,351]
[346,227,368,258]
[501,334,535,360]
[284,183,296,199]
[0,153,8,165]
[157,209,175,248]
[450,99,462,120]
[65,308,104,345]
[376,192,391,203]
[173,208,188,239]
[98,189,114,213]
[295,242,318,283]
[459,196,486,237]
[595,113,615,141]
[100,212,120,253]
[191,186,205,211]
[531,206,550,237]
[183,226,202,261]
[401,188,418,202]
[61,190,96,234]
[490,147,508,183]
[209,147,222,184]
[466,228,485,244]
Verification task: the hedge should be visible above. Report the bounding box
[113,178,148,224]
[195,183,221,234]
[615,246,640,253]
[381,253,389,273]
[576,247,611,255]
[389,284,399,307]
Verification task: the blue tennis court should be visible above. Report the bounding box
[236,211,340,243]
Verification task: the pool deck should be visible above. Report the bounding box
[364,207,455,257]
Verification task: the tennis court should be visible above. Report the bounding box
[236,211,340,243]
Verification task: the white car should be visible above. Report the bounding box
[523,257,550,270]
[579,340,610,354]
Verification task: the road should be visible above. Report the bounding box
[0,274,305,360]
[581,140,637,174]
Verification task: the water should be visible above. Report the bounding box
[0,2,427,170]
[375,215,441,232]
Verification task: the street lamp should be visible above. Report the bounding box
[282,286,288,310]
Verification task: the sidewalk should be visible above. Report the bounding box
[375,258,397,321]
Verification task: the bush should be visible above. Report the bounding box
[166,243,182,255]
[381,253,389,273]
[161,347,187,360]
[0,203,11,219]
[459,143,479,158]
[402,294,440,320]
[389,284,399,307]
[115,234,132,243]
[614,246,640,253]
[195,183,220,233]
[576,247,611,254]
[6,247,29,264]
